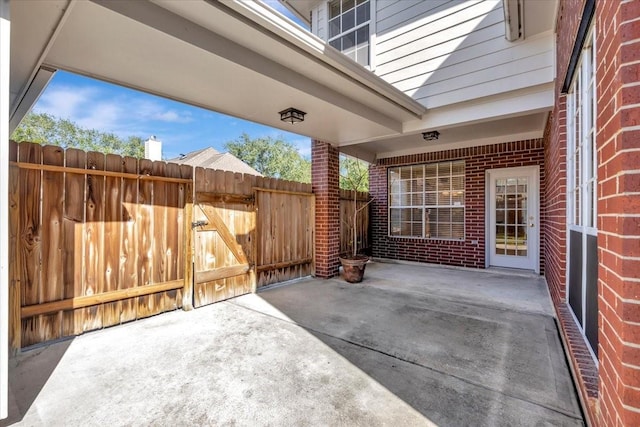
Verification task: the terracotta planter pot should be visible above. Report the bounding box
[339,255,369,283]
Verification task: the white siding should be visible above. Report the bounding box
[377,0,451,34]
[373,0,554,109]
[307,0,553,110]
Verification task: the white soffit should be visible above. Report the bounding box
[9,0,68,112]
[12,0,424,146]
[337,82,552,158]
[373,112,548,159]
[524,0,557,39]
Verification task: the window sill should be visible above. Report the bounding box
[387,235,466,243]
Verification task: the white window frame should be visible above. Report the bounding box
[388,160,465,240]
[327,0,373,68]
[567,29,597,234]
[566,26,598,363]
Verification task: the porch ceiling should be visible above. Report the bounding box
[10,0,552,163]
[344,111,549,160]
[10,0,423,147]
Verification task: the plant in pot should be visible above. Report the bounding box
[339,157,374,283]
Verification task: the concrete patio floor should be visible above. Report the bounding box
[1,262,583,426]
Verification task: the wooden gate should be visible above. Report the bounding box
[191,192,256,307]
[255,188,315,286]
[191,168,315,299]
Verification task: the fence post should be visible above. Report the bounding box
[250,192,257,293]
[182,182,194,310]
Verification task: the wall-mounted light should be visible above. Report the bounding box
[279,107,306,124]
[422,130,440,141]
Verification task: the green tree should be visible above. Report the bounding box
[11,112,145,158]
[340,155,369,191]
[225,133,311,183]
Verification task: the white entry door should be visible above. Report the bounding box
[487,166,539,272]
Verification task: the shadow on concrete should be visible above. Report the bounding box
[1,339,73,426]
[0,262,583,426]
[255,262,584,426]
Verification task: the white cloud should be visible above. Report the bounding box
[34,81,194,138]
[155,110,181,122]
[76,102,122,131]
[134,99,193,124]
[35,85,99,120]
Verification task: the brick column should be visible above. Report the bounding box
[311,140,340,278]
[369,163,386,260]
[596,1,640,425]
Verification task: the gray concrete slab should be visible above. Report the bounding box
[1,262,583,426]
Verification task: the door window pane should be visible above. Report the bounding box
[495,176,528,257]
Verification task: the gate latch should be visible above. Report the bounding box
[191,220,208,229]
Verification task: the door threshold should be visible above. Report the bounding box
[486,266,540,278]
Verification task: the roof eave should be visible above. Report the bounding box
[224,0,426,119]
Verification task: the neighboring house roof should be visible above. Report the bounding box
[169,147,263,176]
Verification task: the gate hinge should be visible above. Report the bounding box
[191,220,208,229]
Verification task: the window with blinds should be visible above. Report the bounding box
[388,160,465,240]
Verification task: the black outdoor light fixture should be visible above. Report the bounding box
[422,130,440,141]
[279,107,306,124]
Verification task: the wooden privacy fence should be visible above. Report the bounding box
[340,189,371,256]
[9,142,193,348]
[8,141,318,349]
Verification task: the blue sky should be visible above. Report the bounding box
[30,1,310,161]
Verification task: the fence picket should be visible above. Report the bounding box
[19,143,43,347]
[103,153,124,327]
[120,156,139,323]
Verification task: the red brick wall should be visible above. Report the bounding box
[595,1,640,425]
[370,140,545,270]
[311,140,340,278]
[543,90,599,426]
[551,1,600,424]
[544,105,568,305]
[556,0,588,95]
[553,0,640,424]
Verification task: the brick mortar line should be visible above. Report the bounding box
[622,361,640,370]
[598,266,640,284]
[600,276,640,300]
[600,314,640,349]
[597,249,640,262]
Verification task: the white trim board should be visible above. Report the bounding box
[1,0,11,419]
